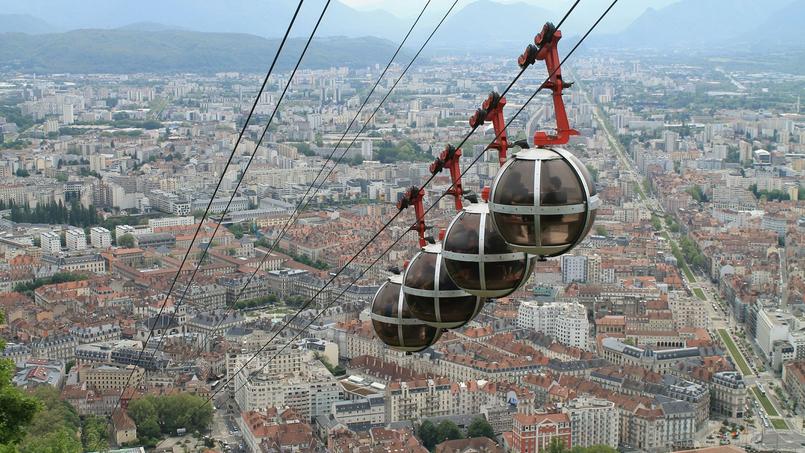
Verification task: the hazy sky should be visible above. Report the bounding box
[339,0,683,32]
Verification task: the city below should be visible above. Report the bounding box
[0,1,804,453]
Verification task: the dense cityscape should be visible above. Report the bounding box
[0,1,804,453]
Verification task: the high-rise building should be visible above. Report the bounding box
[61,104,74,125]
[65,229,87,251]
[585,254,602,284]
[561,255,587,283]
[664,131,679,153]
[517,301,589,349]
[90,227,112,249]
[562,396,618,448]
[40,231,61,254]
[361,140,373,160]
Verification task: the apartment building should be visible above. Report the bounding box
[81,364,144,391]
[562,397,618,448]
[517,301,589,349]
[504,413,571,453]
[89,227,112,248]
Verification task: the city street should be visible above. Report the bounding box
[211,394,245,453]
[582,85,804,443]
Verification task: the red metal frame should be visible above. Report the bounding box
[397,186,428,247]
[519,22,578,147]
[469,92,509,166]
[429,144,464,211]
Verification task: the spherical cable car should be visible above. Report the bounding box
[403,242,485,329]
[370,274,442,353]
[488,147,599,258]
[442,195,533,298]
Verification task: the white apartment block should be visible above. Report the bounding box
[561,255,587,283]
[40,231,61,254]
[147,216,195,229]
[385,378,453,422]
[517,301,589,349]
[755,308,793,360]
[90,227,112,249]
[65,229,87,251]
[114,224,153,239]
[562,396,619,448]
[233,359,340,421]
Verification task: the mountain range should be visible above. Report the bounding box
[0,0,802,73]
[0,31,407,73]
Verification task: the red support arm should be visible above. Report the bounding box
[469,92,508,166]
[429,144,464,211]
[397,186,427,247]
[518,22,579,147]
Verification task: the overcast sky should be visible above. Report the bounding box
[339,0,682,32]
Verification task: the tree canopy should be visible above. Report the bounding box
[0,312,41,448]
[1,200,99,228]
[117,233,136,248]
[127,393,213,446]
[466,417,495,440]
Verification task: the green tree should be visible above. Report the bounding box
[595,225,608,237]
[128,393,212,439]
[650,215,662,231]
[81,416,109,452]
[0,312,41,448]
[227,223,245,239]
[547,437,568,453]
[18,427,81,453]
[436,420,463,443]
[686,185,708,202]
[466,417,495,439]
[418,420,438,449]
[117,233,135,248]
[14,168,30,177]
[23,387,80,436]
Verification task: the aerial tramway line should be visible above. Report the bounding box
[371,21,601,352]
[129,0,617,415]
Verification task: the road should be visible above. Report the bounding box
[581,87,805,439]
[211,392,245,452]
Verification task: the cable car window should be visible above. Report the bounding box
[444,213,479,255]
[484,261,528,291]
[540,213,585,246]
[374,283,400,317]
[405,294,437,320]
[493,160,535,206]
[494,214,536,246]
[540,159,583,205]
[372,320,402,347]
[405,253,437,290]
[439,296,481,323]
[444,260,481,291]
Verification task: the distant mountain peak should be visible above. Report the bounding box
[116,21,187,32]
[0,13,55,34]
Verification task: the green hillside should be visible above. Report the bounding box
[0,29,406,73]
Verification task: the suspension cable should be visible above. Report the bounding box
[192,0,437,352]
[144,0,334,364]
[109,0,312,414]
[210,0,615,410]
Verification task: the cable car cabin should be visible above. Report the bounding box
[442,201,533,298]
[489,147,599,258]
[370,274,442,352]
[402,243,485,329]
